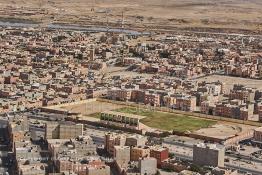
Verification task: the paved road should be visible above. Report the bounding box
[172,152,262,175]
[225,164,261,175]
[164,139,262,164]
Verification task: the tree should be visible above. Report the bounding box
[169,152,175,159]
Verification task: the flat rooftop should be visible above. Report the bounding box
[195,143,224,150]
[254,127,262,132]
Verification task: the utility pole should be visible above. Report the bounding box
[91,0,95,12]
[38,0,44,9]
[120,10,125,64]
[106,8,109,34]
[38,0,44,28]
[121,10,124,31]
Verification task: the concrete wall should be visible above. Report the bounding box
[42,98,97,110]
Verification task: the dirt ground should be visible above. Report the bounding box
[196,75,262,93]
[0,0,261,32]
[193,123,257,140]
[60,101,123,116]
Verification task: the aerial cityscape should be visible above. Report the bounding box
[0,0,262,175]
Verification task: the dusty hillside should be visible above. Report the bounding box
[0,0,261,32]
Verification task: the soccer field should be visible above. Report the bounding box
[114,107,216,132]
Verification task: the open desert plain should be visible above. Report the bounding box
[0,0,261,32]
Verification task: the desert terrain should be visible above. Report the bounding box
[0,0,261,32]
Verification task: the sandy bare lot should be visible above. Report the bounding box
[0,0,261,31]
[194,123,257,140]
[60,101,123,116]
[196,75,262,93]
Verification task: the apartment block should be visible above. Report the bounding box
[130,146,150,161]
[193,143,225,167]
[125,135,147,147]
[45,122,83,139]
[114,146,130,167]
[104,133,126,156]
[139,157,157,175]
[150,147,169,167]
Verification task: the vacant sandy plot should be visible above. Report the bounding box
[194,123,257,140]
[196,75,262,93]
[95,66,153,79]
[61,101,123,116]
